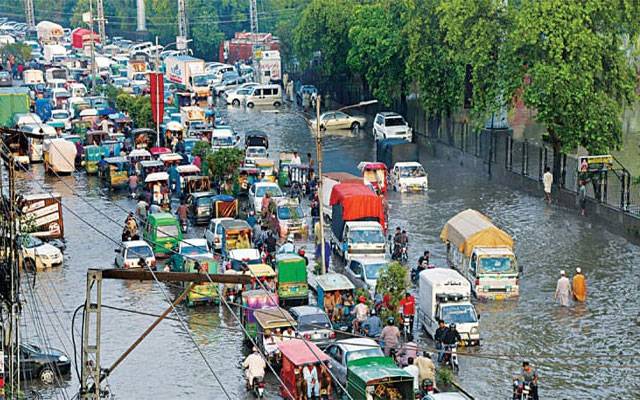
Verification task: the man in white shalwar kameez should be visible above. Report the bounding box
[554,270,572,307]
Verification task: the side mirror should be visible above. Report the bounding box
[518,265,523,273]
[477,313,481,320]
[114,248,120,253]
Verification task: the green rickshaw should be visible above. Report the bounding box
[276,253,309,307]
[143,212,183,256]
[84,145,104,174]
[104,157,130,190]
[71,120,92,137]
[254,307,297,365]
[182,255,219,307]
[278,152,295,186]
[346,357,415,400]
[240,289,280,341]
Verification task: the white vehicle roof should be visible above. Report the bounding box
[254,181,279,188]
[181,238,208,248]
[122,240,152,249]
[428,394,468,400]
[419,268,470,290]
[229,248,260,260]
[394,161,423,168]
[211,217,233,225]
[335,338,380,353]
[212,128,234,137]
[344,221,383,229]
[472,246,515,255]
[350,256,389,266]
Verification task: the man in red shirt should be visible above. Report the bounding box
[398,292,416,336]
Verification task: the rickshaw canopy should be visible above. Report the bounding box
[128,149,151,160]
[244,263,276,278]
[315,273,355,292]
[144,171,169,183]
[176,164,200,175]
[159,153,183,163]
[439,209,514,257]
[347,356,413,383]
[139,160,164,170]
[166,121,184,131]
[254,307,297,330]
[105,156,129,167]
[357,161,387,172]
[278,339,330,365]
[150,146,171,156]
[220,219,251,233]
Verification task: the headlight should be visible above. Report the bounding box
[470,326,479,334]
[58,355,69,362]
[40,254,50,260]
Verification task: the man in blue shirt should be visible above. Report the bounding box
[362,309,382,337]
[97,155,108,177]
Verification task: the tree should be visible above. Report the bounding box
[375,262,409,322]
[205,147,244,183]
[0,44,32,64]
[293,0,355,77]
[347,1,408,107]
[189,0,224,59]
[146,0,178,45]
[404,0,464,125]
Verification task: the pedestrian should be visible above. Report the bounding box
[414,351,436,384]
[572,267,587,302]
[302,363,320,399]
[291,151,302,165]
[578,180,587,216]
[402,357,420,392]
[307,152,314,169]
[543,166,553,204]
[397,334,418,367]
[554,270,572,307]
[128,173,138,197]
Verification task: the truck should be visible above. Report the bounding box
[0,87,30,128]
[43,44,67,64]
[19,193,65,239]
[376,138,419,169]
[164,56,206,95]
[321,172,362,219]
[255,50,281,84]
[418,268,480,346]
[329,183,386,261]
[36,21,64,44]
[440,209,519,300]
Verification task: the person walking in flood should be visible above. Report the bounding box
[572,267,587,302]
[543,166,553,204]
[554,270,572,307]
[578,180,587,216]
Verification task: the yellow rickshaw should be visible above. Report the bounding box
[255,159,276,182]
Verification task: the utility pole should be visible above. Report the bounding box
[95,0,106,44]
[135,0,147,33]
[315,96,326,274]
[23,0,35,28]
[177,0,188,41]
[87,0,97,96]
[249,0,259,36]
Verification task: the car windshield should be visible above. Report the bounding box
[52,111,69,119]
[441,304,477,324]
[55,90,71,98]
[277,205,304,220]
[0,72,9,78]
[127,246,153,259]
[237,89,251,95]
[364,262,387,279]
[211,136,234,146]
[247,148,267,157]
[156,224,179,238]
[196,196,214,207]
[181,245,209,255]
[348,229,385,244]
[23,235,43,248]
[193,74,215,86]
[256,186,282,197]
[399,165,426,178]
[478,256,516,274]
[385,116,406,126]
[298,313,331,331]
[346,347,384,363]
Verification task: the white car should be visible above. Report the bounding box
[114,240,156,269]
[212,74,248,96]
[226,87,253,106]
[228,248,262,270]
[249,182,285,214]
[373,112,413,142]
[344,257,390,297]
[424,394,468,400]
[244,146,268,166]
[325,338,384,387]
[390,161,428,192]
[19,235,63,271]
[204,217,233,251]
[49,109,71,131]
[178,238,210,257]
[312,111,367,130]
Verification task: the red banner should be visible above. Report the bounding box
[149,72,164,125]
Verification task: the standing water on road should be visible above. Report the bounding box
[19,104,640,399]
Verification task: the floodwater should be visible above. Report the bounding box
[18,101,640,400]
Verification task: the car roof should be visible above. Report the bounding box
[180,238,208,247]
[394,161,422,167]
[122,240,151,249]
[255,181,279,187]
[350,257,389,265]
[334,338,380,353]
[429,394,468,400]
[377,111,401,117]
[290,305,326,316]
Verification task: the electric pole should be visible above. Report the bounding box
[88,0,97,95]
[136,0,147,33]
[249,0,259,36]
[23,0,35,28]
[315,96,326,274]
[95,0,106,44]
[177,0,188,41]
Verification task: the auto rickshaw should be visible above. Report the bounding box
[84,145,104,174]
[71,119,92,136]
[128,149,152,165]
[314,273,356,332]
[347,357,414,400]
[182,255,219,307]
[184,175,211,195]
[103,157,130,190]
[245,131,269,149]
[276,254,309,307]
[101,140,122,157]
[159,152,183,167]
[176,165,201,190]
[85,130,109,146]
[242,263,277,292]
[220,219,252,258]
[254,306,297,365]
[150,146,172,158]
[278,339,332,400]
[277,152,295,186]
[143,212,182,256]
[211,195,238,219]
[138,160,165,181]
[237,167,260,196]
[357,161,388,194]
[255,159,276,182]
[132,128,158,150]
[240,289,280,340]
[108,132,125,143]
[144,172,171,209]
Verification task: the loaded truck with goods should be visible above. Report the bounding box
[329,183,386,261]
[255,50,281,84]
[164,56,207,96]
[43,44,67,64]
[19,193,65,239]
[0,87,30,128]
[36,21,64,44]
[418,268,480,346]
[376,138,419,169]
[43,138,76,175]
[321,172,363,219]
[440,209,519,300]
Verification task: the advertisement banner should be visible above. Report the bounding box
[149,72,164,124]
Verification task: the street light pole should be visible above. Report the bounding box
[315,95,326,274]
[89,0,96,96]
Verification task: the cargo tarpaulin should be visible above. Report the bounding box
[439,209,514,257]
[329,183,385,237]
[213,195,238,218]
[376,138,419,169]
[44,139,77,174]
[149,72,164,125]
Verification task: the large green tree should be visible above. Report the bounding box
[293,0,355,77]
[188,0,224,60]
[347,1,408,107]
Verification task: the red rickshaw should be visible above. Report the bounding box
[357,161,388,193]
[278,339,334,400]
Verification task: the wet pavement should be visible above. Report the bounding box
[19,101,640,399]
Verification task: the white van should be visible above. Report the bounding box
[129,41,153,54]
[69,83,87,98]
[245,84,282,108]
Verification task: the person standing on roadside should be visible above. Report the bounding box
[554,270,571,307]
[572,267,587,302]
[578,180,587,216]
[543,166,553,204]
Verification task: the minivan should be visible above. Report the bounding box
[245,85,282,108]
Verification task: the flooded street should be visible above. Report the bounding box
[20,103,640,399]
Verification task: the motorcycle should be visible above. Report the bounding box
[412,261,435,284]
[251,376,266,398]
[180,218,188,234]
[392,243,408,263]
[512,377,535,400]
[442,343,459,373]
[401,315,412,341]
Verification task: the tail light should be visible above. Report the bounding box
[258,382,265,388]
[516,278,520,286]
[475,278,480,287]
[303,333,311,340]
[329,331,336,339]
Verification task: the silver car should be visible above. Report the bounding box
[289,306,335,348]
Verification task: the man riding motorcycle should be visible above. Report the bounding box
[398,292,416,337]
[361,309,382,337]
[392,227,407,260]
[242,347,266,391]
[441,323,461,368]
[515,361,539,400]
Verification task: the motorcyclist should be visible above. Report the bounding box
[264,231,277,260]
[441,323,461,365]
[434,319,449,363]
[418,251,430,266]
[398,291,416,336]
[519,361,539,400]
[278,235,295,254]
[176,201,188,228]
[392,227,402,259]
[351,296,369,333]
[361,309,382,338]
[379,317,400,357]
[242,347,266,390]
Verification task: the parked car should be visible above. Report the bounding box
[311,111,366,130]
[18,342,71,384]
[19,234,63,271]
[225,87,253,106]
[204,217,233,251]
[0,70,12,87]
[324,338,384,387]
[288,305,335,348]
[249,182,285,214]
[344,257,389,296]
[114,240,156,269]
[373,112,413,142]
